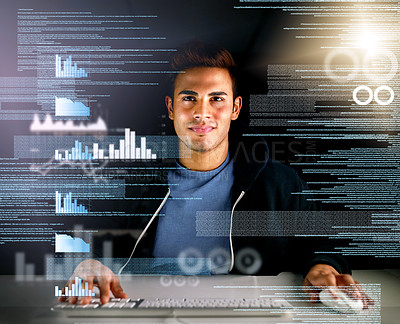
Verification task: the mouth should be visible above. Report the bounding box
[189,126,214,134]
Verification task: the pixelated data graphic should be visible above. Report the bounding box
[0,0,397,281]
[55,55,88,78]
[54,277,95,297]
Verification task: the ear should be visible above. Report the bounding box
[165,96,174,120]
[231,96,242,120]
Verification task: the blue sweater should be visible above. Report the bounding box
[152,155,233,274]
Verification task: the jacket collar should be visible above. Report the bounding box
[229,123,269,193]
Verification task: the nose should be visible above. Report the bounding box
[193,100,211,120]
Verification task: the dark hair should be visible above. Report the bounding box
[169,41,238,98]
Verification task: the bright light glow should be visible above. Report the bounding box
[356,28,379,53]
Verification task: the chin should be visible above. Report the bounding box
[189,145,212,153]
[179,135,218,153]
[187,140,215,153]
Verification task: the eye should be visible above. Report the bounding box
[182,96,196,102]
[211,96,224,102]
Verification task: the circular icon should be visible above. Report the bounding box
[235,248,263,275]
[173,275,186,287]
[208,248,231,274]
[177,248,205,275]
[324,49,360,81]
[160,276,172,287]
[374,86,395,105]
[187,276,200,287]
[363,49,398,81]
[353,86,373,105]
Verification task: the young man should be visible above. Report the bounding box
[60,42,373,307]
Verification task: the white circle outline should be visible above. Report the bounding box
[173,276,186,287]
[177,248,205,275]
[353,86,373,105]
[208,248,231,274]
[363,49,398,82]
[324,49,359,81]
[235,248,263,275]
[159,276,173,287]
[374,86,395,105]
[187,276,200,287]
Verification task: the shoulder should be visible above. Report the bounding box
[248,159,317,211]
[262,159,305,188]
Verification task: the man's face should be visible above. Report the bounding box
[166,67,242,154]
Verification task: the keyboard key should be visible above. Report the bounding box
[100,303,115,308]
[122,303,137,309]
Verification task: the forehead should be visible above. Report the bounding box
[174,67,233,95]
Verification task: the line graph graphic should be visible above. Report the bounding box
[55,234,90,253]
[55,97,90,117]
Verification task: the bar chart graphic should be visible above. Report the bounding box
[55,277,95,297]
[55,55,87,78]
[55,97,90,117]
[15,252,35,282]
[55,128,157,161]
[55,191,88,214]
[55,234,90,253]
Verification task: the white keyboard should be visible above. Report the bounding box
[52,297,293,317]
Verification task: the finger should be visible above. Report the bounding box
[58,283,70,302]
[354,282,375,309]
[361,293,375,308]
[98,277,111,304]
[308,288,320,302]
[62,281,78,304]
[111,278,128,299]
[58,292,67,303]
[336,275,361,300]
[68,296,78,304]
[79,276,95,305]
[349,284,362,300]
[302,278,321,303]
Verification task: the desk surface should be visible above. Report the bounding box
[0,269,399,324]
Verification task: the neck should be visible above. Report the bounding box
[178,140,229,171]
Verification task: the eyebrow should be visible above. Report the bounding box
[178,90,198,96]
[177,90,228,96]
[208,91,228,96]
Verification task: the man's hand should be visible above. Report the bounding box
[303,264,374,309]
[58,259,128,305]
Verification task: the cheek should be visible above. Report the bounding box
[173,113,189,132]
[215,109,234,125]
